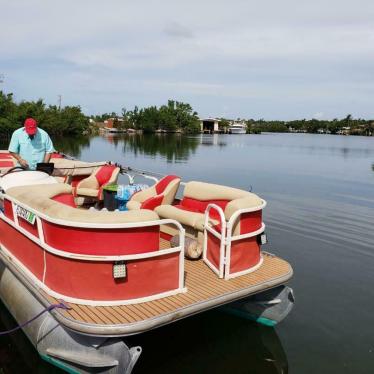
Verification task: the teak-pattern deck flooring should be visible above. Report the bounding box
[45,239,292,331]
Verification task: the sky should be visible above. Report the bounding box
[1,0,373,119]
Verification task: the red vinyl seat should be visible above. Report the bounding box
[127,175,181,211]
[75,164,120,201]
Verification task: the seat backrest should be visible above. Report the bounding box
[139,175,181,210]
[155,175,179,194]
[183,181,252,201]
[94,165,119,186]
[181,181,251,214]
[159,176,180,205]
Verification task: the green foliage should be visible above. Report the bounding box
[246,115,373,135]
[120,100,200,134]
[218,118,230,130]
[0,91,89,139]
[91,112,117,122]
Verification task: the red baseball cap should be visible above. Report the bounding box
[24,118,37,135]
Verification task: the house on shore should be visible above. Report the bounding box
[200,118,220,133]
[103,118,127,133]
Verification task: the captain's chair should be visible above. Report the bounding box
[127,175,181,211]
[75,164,120,201]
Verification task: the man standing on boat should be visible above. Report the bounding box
[8,118,55,170]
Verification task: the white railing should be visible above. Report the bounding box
[203,200,266,280]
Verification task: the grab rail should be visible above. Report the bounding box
[203,204,226,278]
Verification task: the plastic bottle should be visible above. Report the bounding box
[117,185,123,199]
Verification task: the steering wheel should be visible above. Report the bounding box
[0,166,28,177]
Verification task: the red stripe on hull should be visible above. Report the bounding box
[0,219,181,302]
[42,221,160,255]
[45,252,180,301]
[0,220,44,280]
[4,199,14,221]
[18,218,39,238]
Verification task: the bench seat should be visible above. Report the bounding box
[156,181,263,240]
[156,204,216,232]
[156,181,266,279]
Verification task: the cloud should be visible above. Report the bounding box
[1,0,374,119]
[164,22,194,39]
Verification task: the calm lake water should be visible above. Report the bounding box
[1,133,374,373]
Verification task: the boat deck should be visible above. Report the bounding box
[5,239,293,336]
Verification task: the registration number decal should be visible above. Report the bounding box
[15,205,36,225]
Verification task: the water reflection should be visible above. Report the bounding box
[102,134,199,163]
[53,136,91,158]
[199,134,227,147]
[128,311,288,374]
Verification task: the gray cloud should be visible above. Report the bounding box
[0,0,373,119]
[164,22,194,39]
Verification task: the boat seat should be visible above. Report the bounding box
[155,181,263,241]
[6,184,159,224]
[156,181,265,279]
[155,204,216,231]
[74,164,120,201]
[127,175,180,211]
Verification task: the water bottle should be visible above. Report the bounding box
[123,186,130,200]
[117,185,124,199]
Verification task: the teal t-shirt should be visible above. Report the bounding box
[8,128,55,170]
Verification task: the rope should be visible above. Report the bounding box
[0,301,71,336]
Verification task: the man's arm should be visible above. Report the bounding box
[43,133,55,163]
[9,152,29,168]
[8,132,29,168]
[43,153,52,163]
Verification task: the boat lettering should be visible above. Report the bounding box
[15,205,36,225]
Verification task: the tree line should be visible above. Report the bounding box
[0,91,89,139]
[1,90,372,138]
[93,100,201,133]
[245,115,373,135]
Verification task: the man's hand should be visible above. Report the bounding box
[9,152,29,168]
[19,158,29,168]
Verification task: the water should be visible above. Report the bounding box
[1,133,374,373]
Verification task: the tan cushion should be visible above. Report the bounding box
[75,187,99,197]
[161,178,180,205]
[126,200,141,210]
[155,205,205,229]
[184,181,252,201]
[51,159,106,177]
[105,167,120,185]
[53,176,66,183]
[77,175,99,190]
[6,184,159,224]
[224,195,263,220]
[130,186,156,203]
[194,217,219,232]
[155,205,218,231]
[7,184,72,199]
